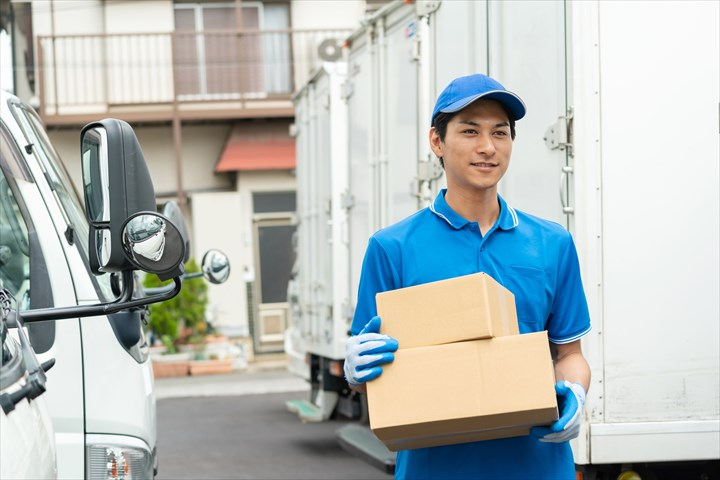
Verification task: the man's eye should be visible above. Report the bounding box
[494,130,508,136]
[462,129,477,134]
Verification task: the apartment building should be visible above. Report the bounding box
[2,0,387,356]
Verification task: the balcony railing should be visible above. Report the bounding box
[36,28,350,125]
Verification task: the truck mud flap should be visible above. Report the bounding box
[336,423,396,475]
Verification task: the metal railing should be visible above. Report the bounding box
[36,28,350,123]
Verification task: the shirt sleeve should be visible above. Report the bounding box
[547,234,592,344]
[350,236,401,335]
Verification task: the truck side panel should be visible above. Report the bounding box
[588,0,720,462]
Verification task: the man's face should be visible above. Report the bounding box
[429,99,513,196]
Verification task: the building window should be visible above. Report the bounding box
[173,2,291,99]
[252,191,296,214]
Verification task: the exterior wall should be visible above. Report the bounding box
[192,171,296,340]
[291,0,367,29]
[32,1,104,36]
[105,1,174,33]
[192,191,247,336]
[31,1,172,36]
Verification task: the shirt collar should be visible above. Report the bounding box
[430,189,519,231]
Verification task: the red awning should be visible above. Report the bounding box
[215,123,296,172]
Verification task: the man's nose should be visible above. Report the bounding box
[475,133,496,155]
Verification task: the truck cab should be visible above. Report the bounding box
[1,89,229,479]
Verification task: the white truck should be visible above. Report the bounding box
[285,1,720,478]
[1,288,57,479]
[0,89,230,479]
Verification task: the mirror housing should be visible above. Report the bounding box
[161,201,190,263]
[80,119,156,274]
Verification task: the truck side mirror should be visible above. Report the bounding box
[80,119,157,274]
[121,212,185,281]
[201,249,231,284]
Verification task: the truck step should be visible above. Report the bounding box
[336,423,396,475]
[285,399,324,423]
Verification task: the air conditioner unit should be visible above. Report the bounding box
[317,38,343,62]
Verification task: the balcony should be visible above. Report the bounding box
[36,28,350,126]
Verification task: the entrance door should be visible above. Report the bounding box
[251,191,296,354]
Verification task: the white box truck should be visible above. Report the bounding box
[285,1,720,478]
[1,89,230,479]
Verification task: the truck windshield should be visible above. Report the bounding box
[9,101,114,302]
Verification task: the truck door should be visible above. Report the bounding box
[486,0,571,229]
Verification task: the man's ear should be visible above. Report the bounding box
[429,127,444,157]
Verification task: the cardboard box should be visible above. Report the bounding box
[376,273,519,349]
[367,332,558,451]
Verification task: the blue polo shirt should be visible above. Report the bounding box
[351,189,591,480]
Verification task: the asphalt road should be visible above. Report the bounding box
[155,369,392,480]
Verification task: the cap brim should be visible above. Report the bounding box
[441,90,526,120]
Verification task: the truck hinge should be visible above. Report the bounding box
[417,160,443,182]
[341,80,354,101]
[416,0,442,17]
[543,106,574,157]
[289,123,299,138]
[411,32,421,62]
[341,300,355,333]
[341,191,355,210]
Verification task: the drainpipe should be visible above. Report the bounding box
[170,29,186,213]
[49,0,58,117]
[172,117,186,211]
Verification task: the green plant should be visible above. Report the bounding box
[143,258,209,352]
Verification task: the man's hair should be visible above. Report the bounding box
[432,104,517,168]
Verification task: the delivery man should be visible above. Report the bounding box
[344,73,591,479]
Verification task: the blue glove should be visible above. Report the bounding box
[531,380,586,443]
[344,316,399,386]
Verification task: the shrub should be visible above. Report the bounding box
[143,258,208,352]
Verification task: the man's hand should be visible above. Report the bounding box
[344,316,399,386]
[531,380,586,443]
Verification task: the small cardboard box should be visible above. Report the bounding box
[376,273,519,349]
[367,332,558,451]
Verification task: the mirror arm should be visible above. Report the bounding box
[21,277,182,323]
[143,271,201,295]
[109,270,135,305]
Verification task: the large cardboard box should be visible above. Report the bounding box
[376,273,519,349]
[367,332,558,451]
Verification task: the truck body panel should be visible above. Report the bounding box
[287,0,720,472]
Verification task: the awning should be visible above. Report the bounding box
[215,123,296,172]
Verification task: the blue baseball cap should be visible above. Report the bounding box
[431,73,526,126]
